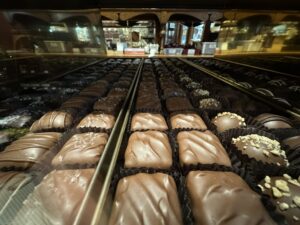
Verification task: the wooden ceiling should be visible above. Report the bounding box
[0,0,299,10]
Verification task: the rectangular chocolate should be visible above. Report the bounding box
[166,97,193,112]
[186,171,276,225]
[109,173,183,225]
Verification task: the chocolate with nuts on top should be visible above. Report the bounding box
[109,173,183,225]
[171,113,207,130]
[187,171,276,225]
[12,169,97,225]
[131,113,168,131]
[125,131,172,169]
[30,111,73,132]
[212,112,246,133]
[77,113,115,129]
[177,130,231,167]
[0,132,61,169]
[52,132,108,166]
[258,174,300,225]
[232,134,288,166]
[199,98,222,110]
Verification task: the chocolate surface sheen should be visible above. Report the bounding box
[77,113,115,129]
[30,111,73,132]
[258,174,300,224]
[177,130,231,167]
[12,169,96,225]
[171,113,207,129]
[0,172,32,212]
[93,96,123,114]
[52,132,108,166]
[187,171,276,225]
[131,113,168,131]
[212,112,246,132]
[0,132,61,169]
[282,136,300,151]
[166,97,193,112]
[125,131,172,169]
[232,134,288,166]
[254,113,293,129]
[109,173,183,225]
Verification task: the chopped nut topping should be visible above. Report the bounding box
[283,174,291,180]
[265,176,271,183]
[258,184,265,191]
[275,180,290,192]
[288,179,300,187]
[293,216,299,221]
[272,187,283,198]
[264,183,271,189]
[279,202,289,211]
[263,150,270,157]
[293,196,300,207]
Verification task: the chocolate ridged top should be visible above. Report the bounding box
[171,113,207,129]
[232,134,288,166]
[109,173,183,225]
[0,132,61,169]
[30,111,73,132]
[258,174,300,224]
[125,131,172,169]
[52,132,108,166]
[212,112,246,133]
[93,96,124,114]
[77,113,115,129]
[131,113,168,131]
[254,113,293,129]
[136,95,162,111]
[60,96,92,110]
[12,169,96,225]
[177,130,231,167]
[187,171,276,225]
[0,172,32,212]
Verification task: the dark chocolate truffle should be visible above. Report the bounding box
[170,113,207,129]
[93,96,124,114]
[177,130,231,167]
[187,171,276,225]
[125,131,172,169]
[254,113,293,129]
[77,113,115,129]
[52,132,108,166]
[232,134,289,166]
[30,111,73,132]
[0,132,61,169]
[135,95,162,111]
[212,112,246,133]
[109,173,183,225]
[131,113,168,131]
[12,169,97,225]
[258,174,300,224]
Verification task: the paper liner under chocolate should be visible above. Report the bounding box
[49,127,111,170]
[119,130,180,171]
[109,167,194,225]
[269,128,300,141]
[219,128,291,175]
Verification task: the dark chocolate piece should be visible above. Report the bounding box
[187,171,276,225]
[109,173,183,225]
[93,96,124,114]
[166,97,193,113]
[282,136,300,151]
